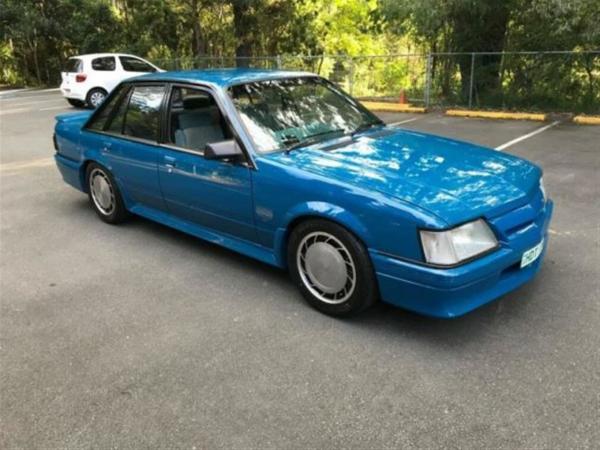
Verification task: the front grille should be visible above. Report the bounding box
[489,188,545,242]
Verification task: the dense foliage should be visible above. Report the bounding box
[1,0,598,111]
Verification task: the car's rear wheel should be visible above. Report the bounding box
[288,219,378,316]
[67,98,85,108]
[86,88,107,109]
[86,163,128,224]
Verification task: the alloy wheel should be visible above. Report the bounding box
[296,231,357,304]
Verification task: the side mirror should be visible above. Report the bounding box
[204,140,244,161]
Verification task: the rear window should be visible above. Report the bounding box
[86,84,130,132]
[122,85,165,141]
[91,57,115,71]
[64,58,82,73]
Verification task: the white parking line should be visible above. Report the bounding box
[388,117,421,126]
[495,121,560,151]
[0,92,61,102]
[32,87,60,93]
[0,88,29,96]
[5,98,65,108]
[0,108,28,116]
[39,105,68,111]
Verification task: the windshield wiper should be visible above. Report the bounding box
[351,120,385,137]
[285,128,346,153]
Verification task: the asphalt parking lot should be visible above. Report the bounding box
[1,89,599,448]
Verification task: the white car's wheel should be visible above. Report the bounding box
[86,88,107,109]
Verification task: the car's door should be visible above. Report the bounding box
[90,56,120,93]
[94,83,167,211]
[157,84,256,242]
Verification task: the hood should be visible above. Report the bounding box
[266,128,541,226]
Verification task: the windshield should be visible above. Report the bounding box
[228,77,382,153]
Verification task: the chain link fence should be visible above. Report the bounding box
[152,51,600,114]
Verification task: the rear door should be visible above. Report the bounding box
[89,56,120,93]
[88,83,167,211]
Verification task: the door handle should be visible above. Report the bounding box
[164,155,177,173]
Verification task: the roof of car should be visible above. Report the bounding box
[133,68,316,88]
[69,53,144,59]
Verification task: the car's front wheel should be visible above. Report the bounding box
[288,219,378,316]
[86,88,107,109]
[86,163,128,224]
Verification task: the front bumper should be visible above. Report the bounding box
[371,199,554,318]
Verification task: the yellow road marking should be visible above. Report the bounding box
[573,115,600,125]
[446,109,547,121]
[361,101,427,113]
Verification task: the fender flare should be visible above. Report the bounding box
[272,201,372,268]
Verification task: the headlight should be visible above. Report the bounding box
[539,176,546,202]
[420,219,498,266]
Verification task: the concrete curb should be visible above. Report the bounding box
[573,115,600,125]
[361,101,427,113]
[446,109,547,121]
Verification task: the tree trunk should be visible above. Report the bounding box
[451,1,510,104]
[191,0,203,59]
[232,1,253,67]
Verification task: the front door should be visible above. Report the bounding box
[157,85,256,242]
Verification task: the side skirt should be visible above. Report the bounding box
[129,204,282,269]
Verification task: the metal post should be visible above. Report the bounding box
[349,57,355,95]
[276,54,282,69]
[424,53,433,108]
[468,53,475,108]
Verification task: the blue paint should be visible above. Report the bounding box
[54,69,553,318]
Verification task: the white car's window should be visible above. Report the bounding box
[91,57,116,71]
[63,58,82,73]
[120,56,155,73]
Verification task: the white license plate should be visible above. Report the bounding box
[520,239,544,268]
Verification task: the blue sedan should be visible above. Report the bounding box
[54,69,553,318]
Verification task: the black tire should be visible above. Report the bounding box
[85,162,129,224]
[287,219,378,316]
[67,98,85,108]
[86,88,107,109]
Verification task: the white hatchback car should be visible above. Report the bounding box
[60,53,163,108]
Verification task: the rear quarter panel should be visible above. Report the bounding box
[54,112,93,161]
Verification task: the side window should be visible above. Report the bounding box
[119,56,156,73]
[168,86,231,151]
[86,84,129,131]
[122,85,165,141]
[105,88,132,134]
[91,57,116,71]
